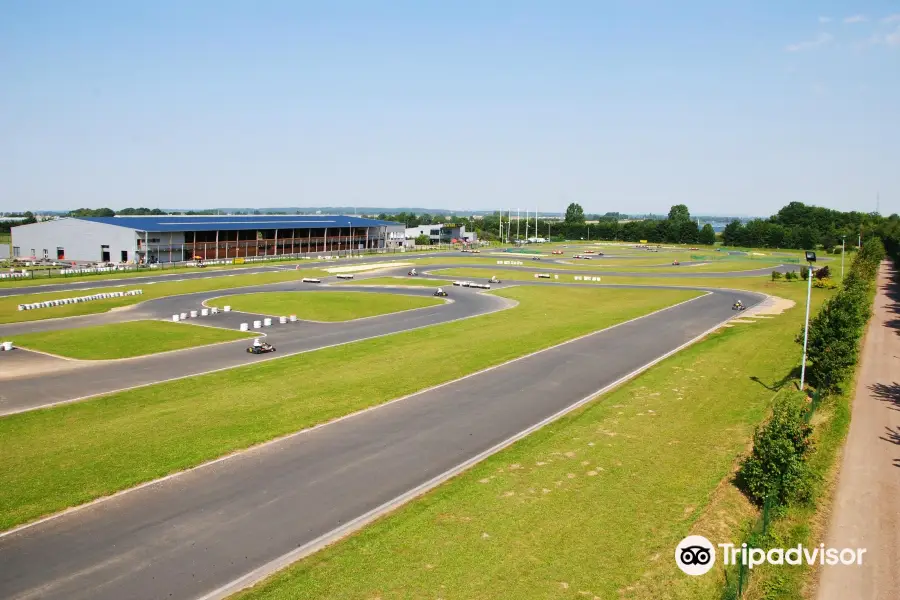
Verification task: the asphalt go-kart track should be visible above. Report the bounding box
[0,251,783,600]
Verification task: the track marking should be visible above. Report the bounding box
[0,290,749,539]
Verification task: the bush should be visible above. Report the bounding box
[785,270,797,281]
[800,265,809,280]
[771,270,783,281]
[814,265,831,279]
[414,233,431,246]
[736,393,814,508]
[813,278,837,289]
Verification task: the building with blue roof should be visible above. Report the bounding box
[11,215,405,263]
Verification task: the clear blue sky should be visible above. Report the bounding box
[1,1,898,216]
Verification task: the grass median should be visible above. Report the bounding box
[208,291,443,322]
[0,285,699,531]
[0,269,324,324]
[232,275,831,600]
[11,320,253,360]
[336,276,454,288]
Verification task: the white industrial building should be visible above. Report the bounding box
[11,215,405,264]
[405,224,477,244]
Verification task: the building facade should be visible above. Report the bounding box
[11,215,404,264]
[404,224,477,244]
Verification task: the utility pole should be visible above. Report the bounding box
[498,210,503,244]
[525,209,529,241]
[799,251,816,391]
[516,209,520,242]
[841,236,845,280]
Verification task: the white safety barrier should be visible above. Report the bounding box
[253,320,262,329]
[289,315,297,322]
[16,289,143,311]
[263,318,272,327]
[1,341,13,351]
[302,278,322,283]
[211,307,219,314]
[576,275,601,282]
[180,312,188,320]
[279,316,287,324]
[201,308,209,316]
[239,323,249,331]
[224,306,231,312]
[496,260,524,266]
[190,310,198,318]
[534,273,551,279]
[554,275,559,280]
[0,272,28,280]
[336,274,354,279]
[172,314,180,322]
[469,283,491,289]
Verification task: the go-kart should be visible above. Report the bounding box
[489,276,501,283]
[434,290,449,297]
[672,260,680,266]
[407,270,419,276]
[732,303,746,311]
[247,342,276,354]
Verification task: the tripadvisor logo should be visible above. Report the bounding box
[675,536,867,576]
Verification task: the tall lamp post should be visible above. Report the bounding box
[841,235,845,280]
[799,250,816,391]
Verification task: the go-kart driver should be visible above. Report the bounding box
[410,268,417,276]
[436,287,444,295]
[253,338,262,347]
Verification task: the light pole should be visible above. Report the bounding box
[799,251,816,391]
[841,235,845,280]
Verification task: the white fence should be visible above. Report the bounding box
[17,289,143,311]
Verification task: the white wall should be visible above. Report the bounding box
[11,218,138,263]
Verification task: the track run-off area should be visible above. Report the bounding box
[0,249,794,600]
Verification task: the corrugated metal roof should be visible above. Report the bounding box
[74,215,402,232]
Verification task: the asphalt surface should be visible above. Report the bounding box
[0,285,767,600]
[0,251,460,299]
[0,283,509,415]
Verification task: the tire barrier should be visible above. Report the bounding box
[16,289,143,311]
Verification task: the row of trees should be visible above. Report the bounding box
[735,237,885,514]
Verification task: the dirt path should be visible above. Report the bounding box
[816,261,900,600]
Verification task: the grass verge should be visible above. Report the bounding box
[11,320,253,360]
[232,280,829,600]
[337,276,455,288]
[0,269,323,324]
[0,286,697,531]
[208,291,443,322]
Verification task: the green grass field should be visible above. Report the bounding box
[233,281,830,600]
[208,291,443,322]
[0,232,10,244]
[0,269,324,324]
[11,320,253,360]
[337,276,455,288]
[0,286,698,531]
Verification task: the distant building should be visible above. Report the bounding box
[11,215,404,263]
[405,224,477,244]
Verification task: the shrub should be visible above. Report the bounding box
[785,270,797,281]
[771,270,783,281]
[814,265,831,279]
[800,265,809,280]
[414,233,431,246]
[736,393,814,508]
[812,278,836,289]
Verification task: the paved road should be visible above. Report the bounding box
[817,262,900,600]
[0,282,510,415]
[0,252,460,299]
[0,286,767,600]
